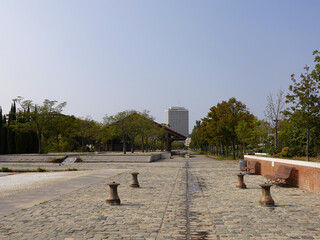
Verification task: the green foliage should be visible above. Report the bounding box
[171,141,185,150]
[104,110,161,153]
[14,96,67,154]
[36,167,46,172]
[1,124,8,154]
[279,147,292,158]
[59,137,80,152]
[67,168,77,171]
[211,155,241,161]
[265,145,282,156]
[0,107,2,154]
[283,55,320,160]
[191,97,256,159]
[0,167,12,172]
[74,117,100,152]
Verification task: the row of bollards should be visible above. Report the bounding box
[106,172,140,205]
[236,173,274,206]
[107,171,274,207]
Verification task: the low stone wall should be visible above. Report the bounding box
[244,155,320,194]
[0,153,171,163]
[0,154,67,163]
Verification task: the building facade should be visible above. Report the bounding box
[164,107,189,137]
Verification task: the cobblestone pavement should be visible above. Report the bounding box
[0,155,319,239]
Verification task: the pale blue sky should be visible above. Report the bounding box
[1,0,320,132]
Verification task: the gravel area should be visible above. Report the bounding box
[0,170,95,198]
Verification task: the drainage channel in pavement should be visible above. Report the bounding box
[185,157,220,240]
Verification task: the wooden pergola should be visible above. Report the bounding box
[153,122,187,152]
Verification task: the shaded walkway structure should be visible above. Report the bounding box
[154,122,187,152]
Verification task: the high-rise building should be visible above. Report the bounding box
[164,107,189,137]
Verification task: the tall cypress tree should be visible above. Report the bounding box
[15,107,26,154]
[0,107,2,154]
[7,103,16,154]
[1,115,8,154]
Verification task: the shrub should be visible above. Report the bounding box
[36,167,46,172]
[266,146,282,156]
[67,168,77,171]
[1,167,12,172]
[279,147,292,158]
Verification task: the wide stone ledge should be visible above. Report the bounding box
[0,152,171,163]
[245,155,320,169]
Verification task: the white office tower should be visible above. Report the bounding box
[165,107,189,137]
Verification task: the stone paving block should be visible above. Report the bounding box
[0,156,319,239]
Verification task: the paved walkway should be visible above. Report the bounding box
[0,155,319,239]
[0,169,127,218]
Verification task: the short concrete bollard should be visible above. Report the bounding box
[130,172,140,188]
[106,181,121,205]
[236,173,246,189]
[259,183,274,206]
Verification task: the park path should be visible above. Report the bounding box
[0,169,127,218]
[0,155,319,239]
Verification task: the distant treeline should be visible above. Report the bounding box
[0,98,181,154]
[191,50,320,160]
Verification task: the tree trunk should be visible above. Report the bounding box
[242,141,245,155]
[161,137,164,151]
[131,137,135,153]
[232,139,236,160]
[275,121,278,148]
[37,133,42,154]
[306,127,310,161]
[123,136,127,154]
[81,138,84,152]
[56,135,60,152]
[145,138,149,152]
[141,136,145,153]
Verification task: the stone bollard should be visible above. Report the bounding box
[236,173,247,189]
[259,184,274,206]
[130,172,140,188]
[106,181,121,205]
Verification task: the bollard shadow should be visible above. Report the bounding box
[259,204,298,210]
[273,183,298,188]
[275,204,298,207]
[138,186,154,189]
[119,203,144,207]
[246,187,261,190]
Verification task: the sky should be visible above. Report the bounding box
[1,0,320,133]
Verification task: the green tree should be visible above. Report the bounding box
[126,111,143,153]
[75,117,99,152]
[209,98,253,159]
[284,64,320,160]
[104,110,156,154]
[7,102,17,154]
[15,97,67,154]
[236,119,253,155]
[0,107,2,154]
[1,115,8,154]
[45,114,76,152]
[137,111,155,152]
[104,111,133,154]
